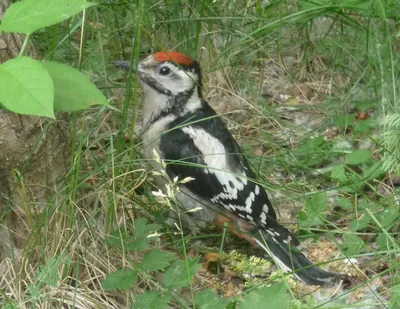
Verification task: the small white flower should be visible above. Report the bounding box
[180,176,195,184]
[153,149,162,164]
[152,189,167,198]
[152,149,166,169]
[166,184,175,199]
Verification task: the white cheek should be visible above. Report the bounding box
[160,71,196,94]
[162,78,182,95]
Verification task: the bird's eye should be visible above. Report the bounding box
[158,66,171,76]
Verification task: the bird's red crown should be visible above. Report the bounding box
[153,51,193,66]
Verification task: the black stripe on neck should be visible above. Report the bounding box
[141,73,172,96]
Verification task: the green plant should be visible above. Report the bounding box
[102,211,291,308]
[0,0,111,118]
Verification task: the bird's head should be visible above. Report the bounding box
[113,51,202,98]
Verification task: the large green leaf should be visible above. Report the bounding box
[138,250,176,272]
[0,57,54,118]
[41,61,109,112]
[101,268,137,291]
[301,193,329,227]
[133,291,171,309]
[345,149,372,165]
[331,165,348,183]
[376,205,398,228]
[334,197,352,210]
[240,283,288,309]
[349,215,371,232]
[340,234,364,256]
[133,218,162,238]
[0,0,96,35]
[163,258,199,289]
[195,289,231,309]
[106,229,150,252]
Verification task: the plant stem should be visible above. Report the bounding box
[18,33,31,57]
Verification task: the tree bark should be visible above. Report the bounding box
[0,0,70,259]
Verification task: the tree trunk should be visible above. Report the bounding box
[0,0,70,259]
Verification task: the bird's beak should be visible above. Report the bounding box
[112,60,136,72]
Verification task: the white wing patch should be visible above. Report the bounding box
[260,211,267,225]
[245,192,255,213]
[260,204,270,225]
[181,126,248,202]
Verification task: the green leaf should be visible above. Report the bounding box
[334,114,355,128]
[345,149,372,165]
[297,210,308,222]
[35,255,69,287]
[301,193,329,227]
[340,234,364,256]
[163,258,199,289]
[357,200,370,210]
[105,220,162,253]
[331,166,348,183]
[295,136,329,167]
[28,255,70,300]
[41,61,109,112]
[0,57,54,118]
[349,215,371,232]
[334,197,352,210]
[105,230,128,249]
[101,268,137,291]
[134,218,162,238]
[134,291,171,309]
[362,161,384,180]
[376,205,398,228]
[138,250,176,272]
[195,289,231,309]
[376,233,390,250]
[126,238,149,251]
[240,282,288,309]
[354,119,373,135]
[0,0,96,34]
[389,287,400,308]
[355,100,377,111]
[105,229,149,251]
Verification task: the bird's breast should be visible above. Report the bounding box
[142,114,177,160]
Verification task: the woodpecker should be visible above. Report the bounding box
[113,51,341,286]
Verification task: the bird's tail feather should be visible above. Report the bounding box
[253,229,340,286]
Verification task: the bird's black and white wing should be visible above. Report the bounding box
[159,102,278,227]
[158,102,339,286]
